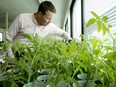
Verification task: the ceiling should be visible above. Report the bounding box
[0,0,72,29]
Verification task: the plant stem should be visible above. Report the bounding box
[71,64,81,78]
[107,30,115,51]
[31,48,40,67]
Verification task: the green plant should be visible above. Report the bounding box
[86,11,116,87]
[1,34,82,87]
[0,11,116,87]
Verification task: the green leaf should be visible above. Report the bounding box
[21,34,34,42]
[91,37,102,48]
[104,46,112,51]
[93,47,100,55]
[69,39,77,53]
[102,16,108,23]
[86,18,96,27]
[104,51,116,60]
[55,74,63,84]
[97,20,101,32]
[2,39,13,51]
[91,11,100,19]
[101,23,107,35]
[11,82,19,87]
[3,81,12,87]
[78,53,88,62]
[110,72,115,82]
[108,24,112,28]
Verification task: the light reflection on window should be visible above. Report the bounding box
[0,33,2,41]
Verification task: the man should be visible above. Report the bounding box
[5,1,72,57]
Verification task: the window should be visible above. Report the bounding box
[0,33,3,41]
[73,0,82,40]
[83,0,116,40]
[71,0,82,40]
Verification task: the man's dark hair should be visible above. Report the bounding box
[38,1,56,15]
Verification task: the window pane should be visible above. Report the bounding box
[0,33,2,41]
[83,0,116,40]
[72,0,82,40]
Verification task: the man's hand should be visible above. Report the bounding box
[68,39,72,43]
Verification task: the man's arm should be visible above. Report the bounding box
[48,23,72,41]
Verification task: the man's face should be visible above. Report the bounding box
[38,11,55,26]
